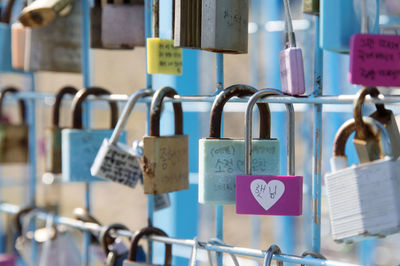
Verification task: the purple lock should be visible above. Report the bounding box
[236,89,303,216]
[0,254,16,266]
[349,34,400,87]
[279,47,306,95]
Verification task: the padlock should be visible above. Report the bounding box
[0,0,17,72]
[91,89,152,187]
[62,87,126,182]
[101,0,145,49]
[279,0,305,95]
[90,0,103,48]
[100,224,130,266]
[0,254,16,266]
[201,0,249,53]
[24,0,81,73]
[199,85,280,205]
[45,86,78,174]
[147,0,182,74]
[140,87,189,194]
[263,245,283,266]
[303,0,319,15]
[0,87,29,164]
[353,87,400,160]
[18,0,72,28]
[236,89,303,215]
[11,22,29,70]
[123,227,171,266]
[325,116,400,243]
[173,0,201,49]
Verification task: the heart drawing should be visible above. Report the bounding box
[250,179,285,211]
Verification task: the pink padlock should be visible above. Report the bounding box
[11,22,28,70]
[236,89,303,216]
[0,254,17,266]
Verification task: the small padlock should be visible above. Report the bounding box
[303,0,319,15]
[11,22,29,70]
[201,0,249,53]
[199,85,280,205]
[123,227,171,266]
[45,86,78,174]
[0,88,29,164]
[100,224,131,266]
[174,0,201,49]
[279,0,305,95]
[101,0,145,49]
[140,87,189,194]
[236,89,303,215]
[90,0,103,48]
[354,87,400,160]
[62,87,126,182]
[91,89,153,187]
[325,116,400,243]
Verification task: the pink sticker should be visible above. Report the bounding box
[349,34,400,87]
[236,175,303,216]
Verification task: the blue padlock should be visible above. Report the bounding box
[62,87,126,182]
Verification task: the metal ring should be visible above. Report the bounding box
[264,244,283,266]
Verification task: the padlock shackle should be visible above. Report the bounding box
[300,250,326,266]
[128,226,172,265]
[71,87,118,129]
[149,87,183,137]
[245,89,295,175]
[52,86,78,128]
[99,223,130,256]
[209,84,271,139]
[0,87,27,124]
[333,117,392,159]
[263,244,283,266]
[109,89,153,144]
[1,0,16,23]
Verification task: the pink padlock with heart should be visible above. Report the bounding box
[236,89,303,216]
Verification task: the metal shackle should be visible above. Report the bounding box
[300,250,326,266]
[109,89,153,145]
[263,244,283,266]
[333,117,393,159]
[209,84,271,139]
[52,86,78,128]
[128,226,172,265]
[0,87,27,124]
[71,87,118,129]
[149,87,183,137]
[245,88,295,175]
[99,223,130,257]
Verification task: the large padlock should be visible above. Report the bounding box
[123,227,171,266]
[353,87,400,160]
[236,89,303,215]
[0,87,29,164]
[303,0,319,15]
[101,0,145,49]
[140,87,189,194]
[45,86,78,174]
[62,87,126,182]
[91,89,153,187]
[173,0,201,49]
[199,85,280,205]
[325,116,400,243]
[201,0,248,53]
[0,0,17,72]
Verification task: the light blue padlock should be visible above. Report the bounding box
[62,87,126,182]
[320,0,379,53]
[198,85,280,205]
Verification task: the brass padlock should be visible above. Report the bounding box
[174,0,201,49]
[45,86,78,174]
[0,88,29,164]
[303,0,319,15]
[353,87,400,162]
[141,87,189,194]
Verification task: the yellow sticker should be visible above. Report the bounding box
[147,38,183,75]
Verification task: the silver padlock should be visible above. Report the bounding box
[91,89,152,188]
[174,0,201,49]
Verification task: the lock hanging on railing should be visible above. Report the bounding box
[198,85,280,205]
[140,87,189,194]
[123,227,171,266]
[236,89,303,215]
[45,86,78,174]
[325,116,400,243]
[0,88,29,164]
[99,224,131,266]
[173,0,201,49]
[303,0,319,15]
[62,88,126,182]
[91,89,153,187]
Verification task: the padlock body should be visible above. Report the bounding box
[141,135,189,194]
[0,254,16,266]
[201,0,248,53]
[279,47,306,95]
[199,138,280,205]
[154,193,171,211]
[147,38,182,75]
[101,4,145,49]
[349,34,400,87]
[0,23,12,72]
[174,0,201,49]
[91,138,142,188]
[303,0,319,15]
[325,157,400,243]
[90,5,102,48]
[45,127,62,173]
[236,175,303,216]
[353,137,383,163]
[11,23,28,70]
[61,129,126,182]
[0,124,29,164]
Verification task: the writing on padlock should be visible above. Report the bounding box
[154,193,171,211]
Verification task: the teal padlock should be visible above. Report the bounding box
[198,85,280,205]
[62,87,126,182]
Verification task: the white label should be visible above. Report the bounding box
[250,179,285,211]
